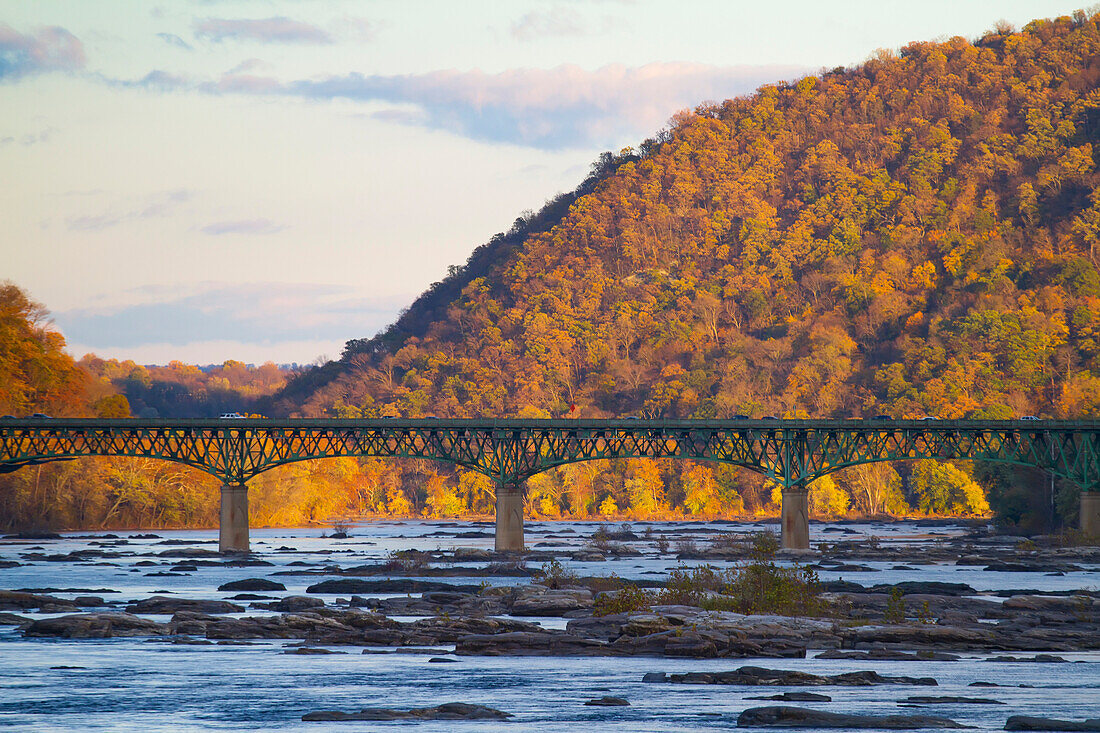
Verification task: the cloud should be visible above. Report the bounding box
[341,17,376,43]
[112,62,807,149]
[511,8,587,40]
[66,190,192,232]
[55,283,407,353]
[0,126,55,146]
[200,218,285,236]
[0,23,84,80]
[285,63,807,149]
[194,17,333,44]
[156,32,192,50]
[510,7,624,40]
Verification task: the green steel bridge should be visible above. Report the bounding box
[1,418,1098,551]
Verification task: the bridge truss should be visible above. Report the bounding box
[1,418,1097,490]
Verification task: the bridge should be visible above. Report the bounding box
[2,418,1098,552]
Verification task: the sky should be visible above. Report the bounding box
[0,0,1088,366]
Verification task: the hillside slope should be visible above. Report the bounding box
[277,14,1100,423]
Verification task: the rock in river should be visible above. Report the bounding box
[900,696,1004,705]
[737,706,970,729]
[217,578,286,592]
[664,666,937,686]
[126,596,244,614]
[0,590,79,612]
[303,702,512,721]
[305,579,480,594]
[1004,717,1100,731]
[747,692,832,702]
[253,596,324,612]
[25,612,167,638]
[509,586,593,616]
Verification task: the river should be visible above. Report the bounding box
[1,519,1097,730]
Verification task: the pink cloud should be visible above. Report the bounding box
[0,23,84,79]
[113,61,807,149]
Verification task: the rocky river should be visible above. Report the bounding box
[0,519,1097,731]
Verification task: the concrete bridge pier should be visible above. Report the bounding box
[495,481,525,552]
[219,483,250,553]
[781,486,810,550]
[1082,491,1100,539]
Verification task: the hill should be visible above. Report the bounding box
[277,12,1100,426]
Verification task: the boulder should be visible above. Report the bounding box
[747,692,831,702]
[737,706,970,729]
[566,612,630,639]
[1003,596,1095,613]
[455,631,609,656]
[254,596,324,612]
[510,586,594,616]
[451,548,492,561]
[0,590,79,611]
[126,596,244,614]
[0,612,31,625]
[303,702,511,722]
[816,649,959,661]
[585,696,629,706]
[25,612,168,638]
[305,579,480,594]
[404,616,542,644]
[168,611,222,635]
[156,548,221,558]
[665,666,937,686]
[868,582,976,596]
[218,578,286,592]
[841,624,996,648]
[901,696,1004,705]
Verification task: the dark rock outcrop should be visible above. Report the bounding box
[456,631,609,656]
[254,596,325,612]
[302,702,511,722]
[664,666,937,686]
[126,596,244,614]
[25,612,167,638]
[305,579,480,594]
[737,706,970,729]
[0,590,79,612]
[1004,717,1100,731]
[218,578,286,592]
[509,586,593,616]
[901,696,1004,705]
[868,582,976,596]
[747,692,832,702]
[817,649,959,661]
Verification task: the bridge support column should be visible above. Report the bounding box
[1081,492,1100,540]
[781,486,810,551]
[495,481,524,552]
[219,483,249,553]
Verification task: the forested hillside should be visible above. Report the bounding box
[283,14,1100,424]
